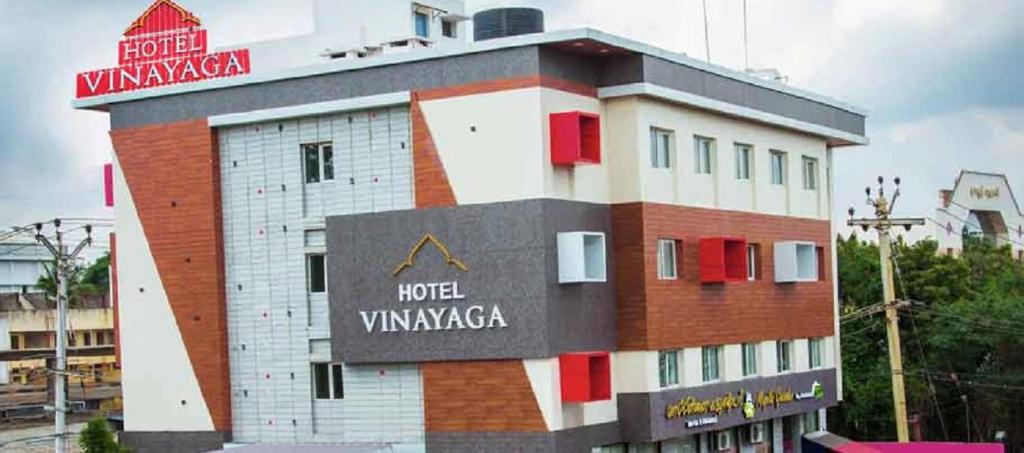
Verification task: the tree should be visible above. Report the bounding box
[830,233,1024,449]
[79,416,127,453]
[35,252,110,306]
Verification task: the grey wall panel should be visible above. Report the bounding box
[119,431,228,453]
[110,47,541,130]
[109,45,863,138]
[326,199,616,364]
[542,200,617,354]
[425,422,622,453]
[643,56,866,136]
[617,368,838,442]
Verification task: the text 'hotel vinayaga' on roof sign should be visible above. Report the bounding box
[75,0,250,98]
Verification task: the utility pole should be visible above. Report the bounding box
[35,219,92,453]
[848,176,924,443]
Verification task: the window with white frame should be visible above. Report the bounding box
[657,239,678,280]
[770,150,786,185]
[302,143,334,183]
[312,363,344,400]
[777,340,792,372]
[307,254,326,293]
[735,143,752,180]
[650,128,673,169]
[702,345,723,382]
[693,136,714,174]
[746,244,758,281]
[742,343,758,377]
[658,350,679,388]
[802,156,818,190]
[809,337,824,369]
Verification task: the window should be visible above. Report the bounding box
[312,363,343,399]
[777,340,792,372]
[9,335,18,350]
[694,136,714,174]
[774,241,819,283]
[550,111,601,165]
[809,337,823,369]
[84,332,92,347]
[802,156,818,190]
[699,236,748,283]
[734,143,752,180]
[557,232,607,283]
[746,244,758,281]
[658,350,679,388]
[302,143,334,183]
[442,20,456,38]
[742,343,758,376]
[702,345,722,382]
[650,128,673,169]
[414,11,429,38]
[770,150,786,185]
[307,254,326,293]
[657,239,678,280]
[559,352,611,402]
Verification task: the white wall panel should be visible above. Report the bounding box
[219,106,418,445]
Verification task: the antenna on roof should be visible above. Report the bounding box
[742,0,749,70]
[702,0,711,63]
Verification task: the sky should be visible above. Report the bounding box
[0,0,1021,249]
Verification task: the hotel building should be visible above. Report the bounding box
[73,0,868,451]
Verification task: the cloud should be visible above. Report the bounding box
[834,105,1024,241]
[0,0,1021,252]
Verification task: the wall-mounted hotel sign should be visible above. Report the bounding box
[75,0,250,98]
[326,199,616,364]
[356,233,509,334]
[617,369,838,441]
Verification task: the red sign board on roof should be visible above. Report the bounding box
[75,0,250,99]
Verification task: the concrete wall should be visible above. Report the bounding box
[111,154,215,433]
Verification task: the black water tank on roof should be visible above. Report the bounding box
[473,8,544,42]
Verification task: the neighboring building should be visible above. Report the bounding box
[0,293,117,386]
[934,170,1024,259]
[73,0,868,451]
[0,237,51,295]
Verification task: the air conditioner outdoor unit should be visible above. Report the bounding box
[750,422,766,444]
[716,430,732,451]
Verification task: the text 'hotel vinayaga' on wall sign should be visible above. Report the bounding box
[75,0,250,98]
[357,234,509,334]
[666,381,825,428]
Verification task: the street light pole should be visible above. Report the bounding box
[35,219,91,453]
[848,177,924,443]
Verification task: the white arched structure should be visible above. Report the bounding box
[934,170,1024,259]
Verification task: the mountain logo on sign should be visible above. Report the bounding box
[392,233,469,277]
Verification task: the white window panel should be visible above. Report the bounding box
[774,241,819,283]
[557,232,607,283]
